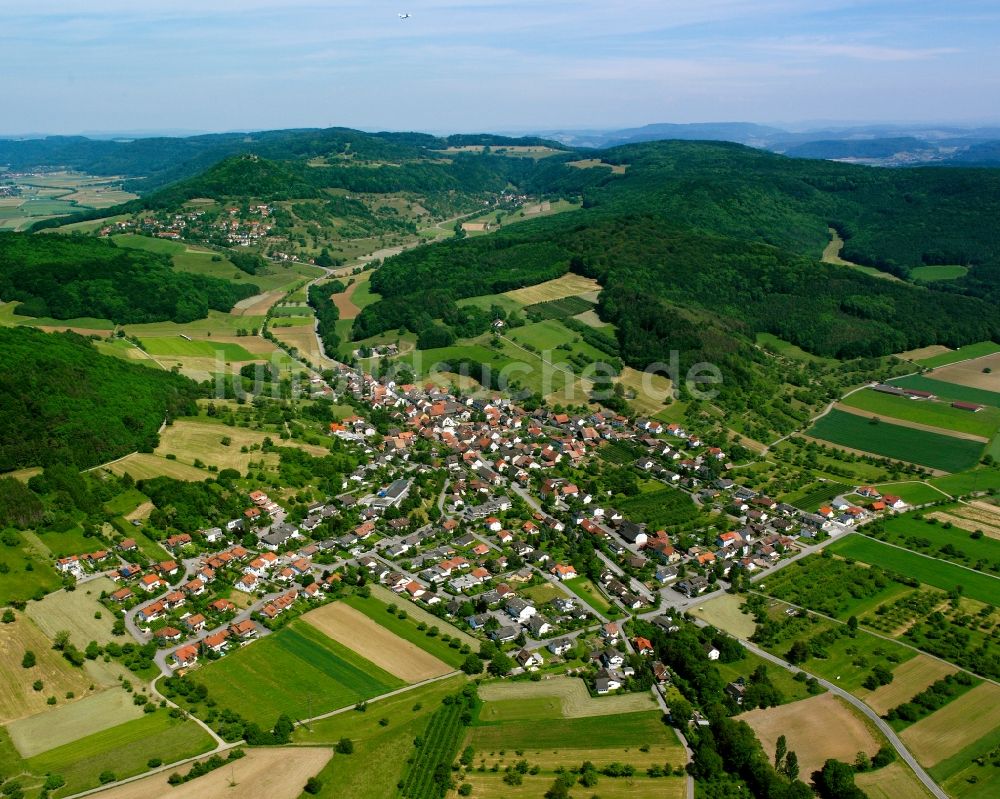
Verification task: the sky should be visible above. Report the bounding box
[3,0,999,135]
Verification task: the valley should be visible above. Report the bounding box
[0,127,997,799]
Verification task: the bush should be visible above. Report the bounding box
[336,737,354,754]
[304,777,324,795]
[98,771,116,785]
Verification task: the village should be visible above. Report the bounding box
[52,360,917,703]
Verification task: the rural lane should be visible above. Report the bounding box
[739,639,948,799]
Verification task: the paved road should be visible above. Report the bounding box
[741,639,948,799]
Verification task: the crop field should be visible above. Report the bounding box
[900,682,1000,767]
[502,273,602,305]
[303,602,453,682]
[24,710,215,797]
[808,409,984,472]
[106,452,210,481]
[524,295,595,320]
[151,418,330,474]
[0,530,61,605]
[91,747,333,799]
[7,687,143,757]
[690,593,757,638]
[784,480,853,511]
[929,468,1000,497]
[138,337,258,361]
[930,724,1000,799]
[272,322,326,364]
[195,619,403,725]
[915,342,1000,368]
[861,655,958,715]
[928,353,1000,393]
[890,375,1000,409]
[740,694,879,777]
[477,677,657,720]
[455,293,525,316]
[855,762,935,799]
[125,310,267,338]
[827,534,1000,604]
[25,577,119,647]
[929,500,1000,539]
[910,265,969,282]
[878,507,1000,567]
[841,390,1000,438]
[0,614,96,723]
[469,709,675,753]
[453,772,684,799]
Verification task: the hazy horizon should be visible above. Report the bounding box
[6,1,1000,135]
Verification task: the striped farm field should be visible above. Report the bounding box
[840,389,1000,438]
[826,534,1000,605]
[195,619,403,725]
[808,409,984,472]
[915,342,1000,368]
[900,682,1000,767]
[303,601,454,681]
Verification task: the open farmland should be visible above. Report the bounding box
[151,418,331,473]
[914,342,1000,368]
[7,687,144,757]
[195,619,403,725]
[900,682,1000,767]
[930,724,1000,799]
[295,675,466,799]
[840,389,1000,438]
[502,273,601,305]
[25,577,119,647]
[89,747,333,799]
[106,452,211,481]
[861,655,958,716]
[873,481,951,505]
[340,593,471,668]
[739,693,879,777]
[477,676,657,719]
[890,375,1000,408]
[827,534,1000,604]
[925,352,1000,392]
[0,614,96,723]
[855,762,936,799]
[24,710,215,797]
[303,602,453,682]
[875,507,1000,570]
[808,409,984,472]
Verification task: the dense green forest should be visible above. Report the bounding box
[357,142,1000,372]
[0,232,258,322]
[0,327,202,471]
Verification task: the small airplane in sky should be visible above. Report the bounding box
[398,13,410,20]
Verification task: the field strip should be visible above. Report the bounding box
[7,688,145,757]
[302,603,452,683]
[739,693,880,777]
[900,682,1000,766]
[368,584,477,647]
[477,675,657,718]
[927,510,1000,540]
[833,402,989,442]
[78,746,331,799]
[797,434,946,475]
[861,656,958,716]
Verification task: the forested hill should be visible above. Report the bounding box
[358,140,1000,380]
[1,128,570,195]
[0,233,258,323]
[0,327,201,471]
